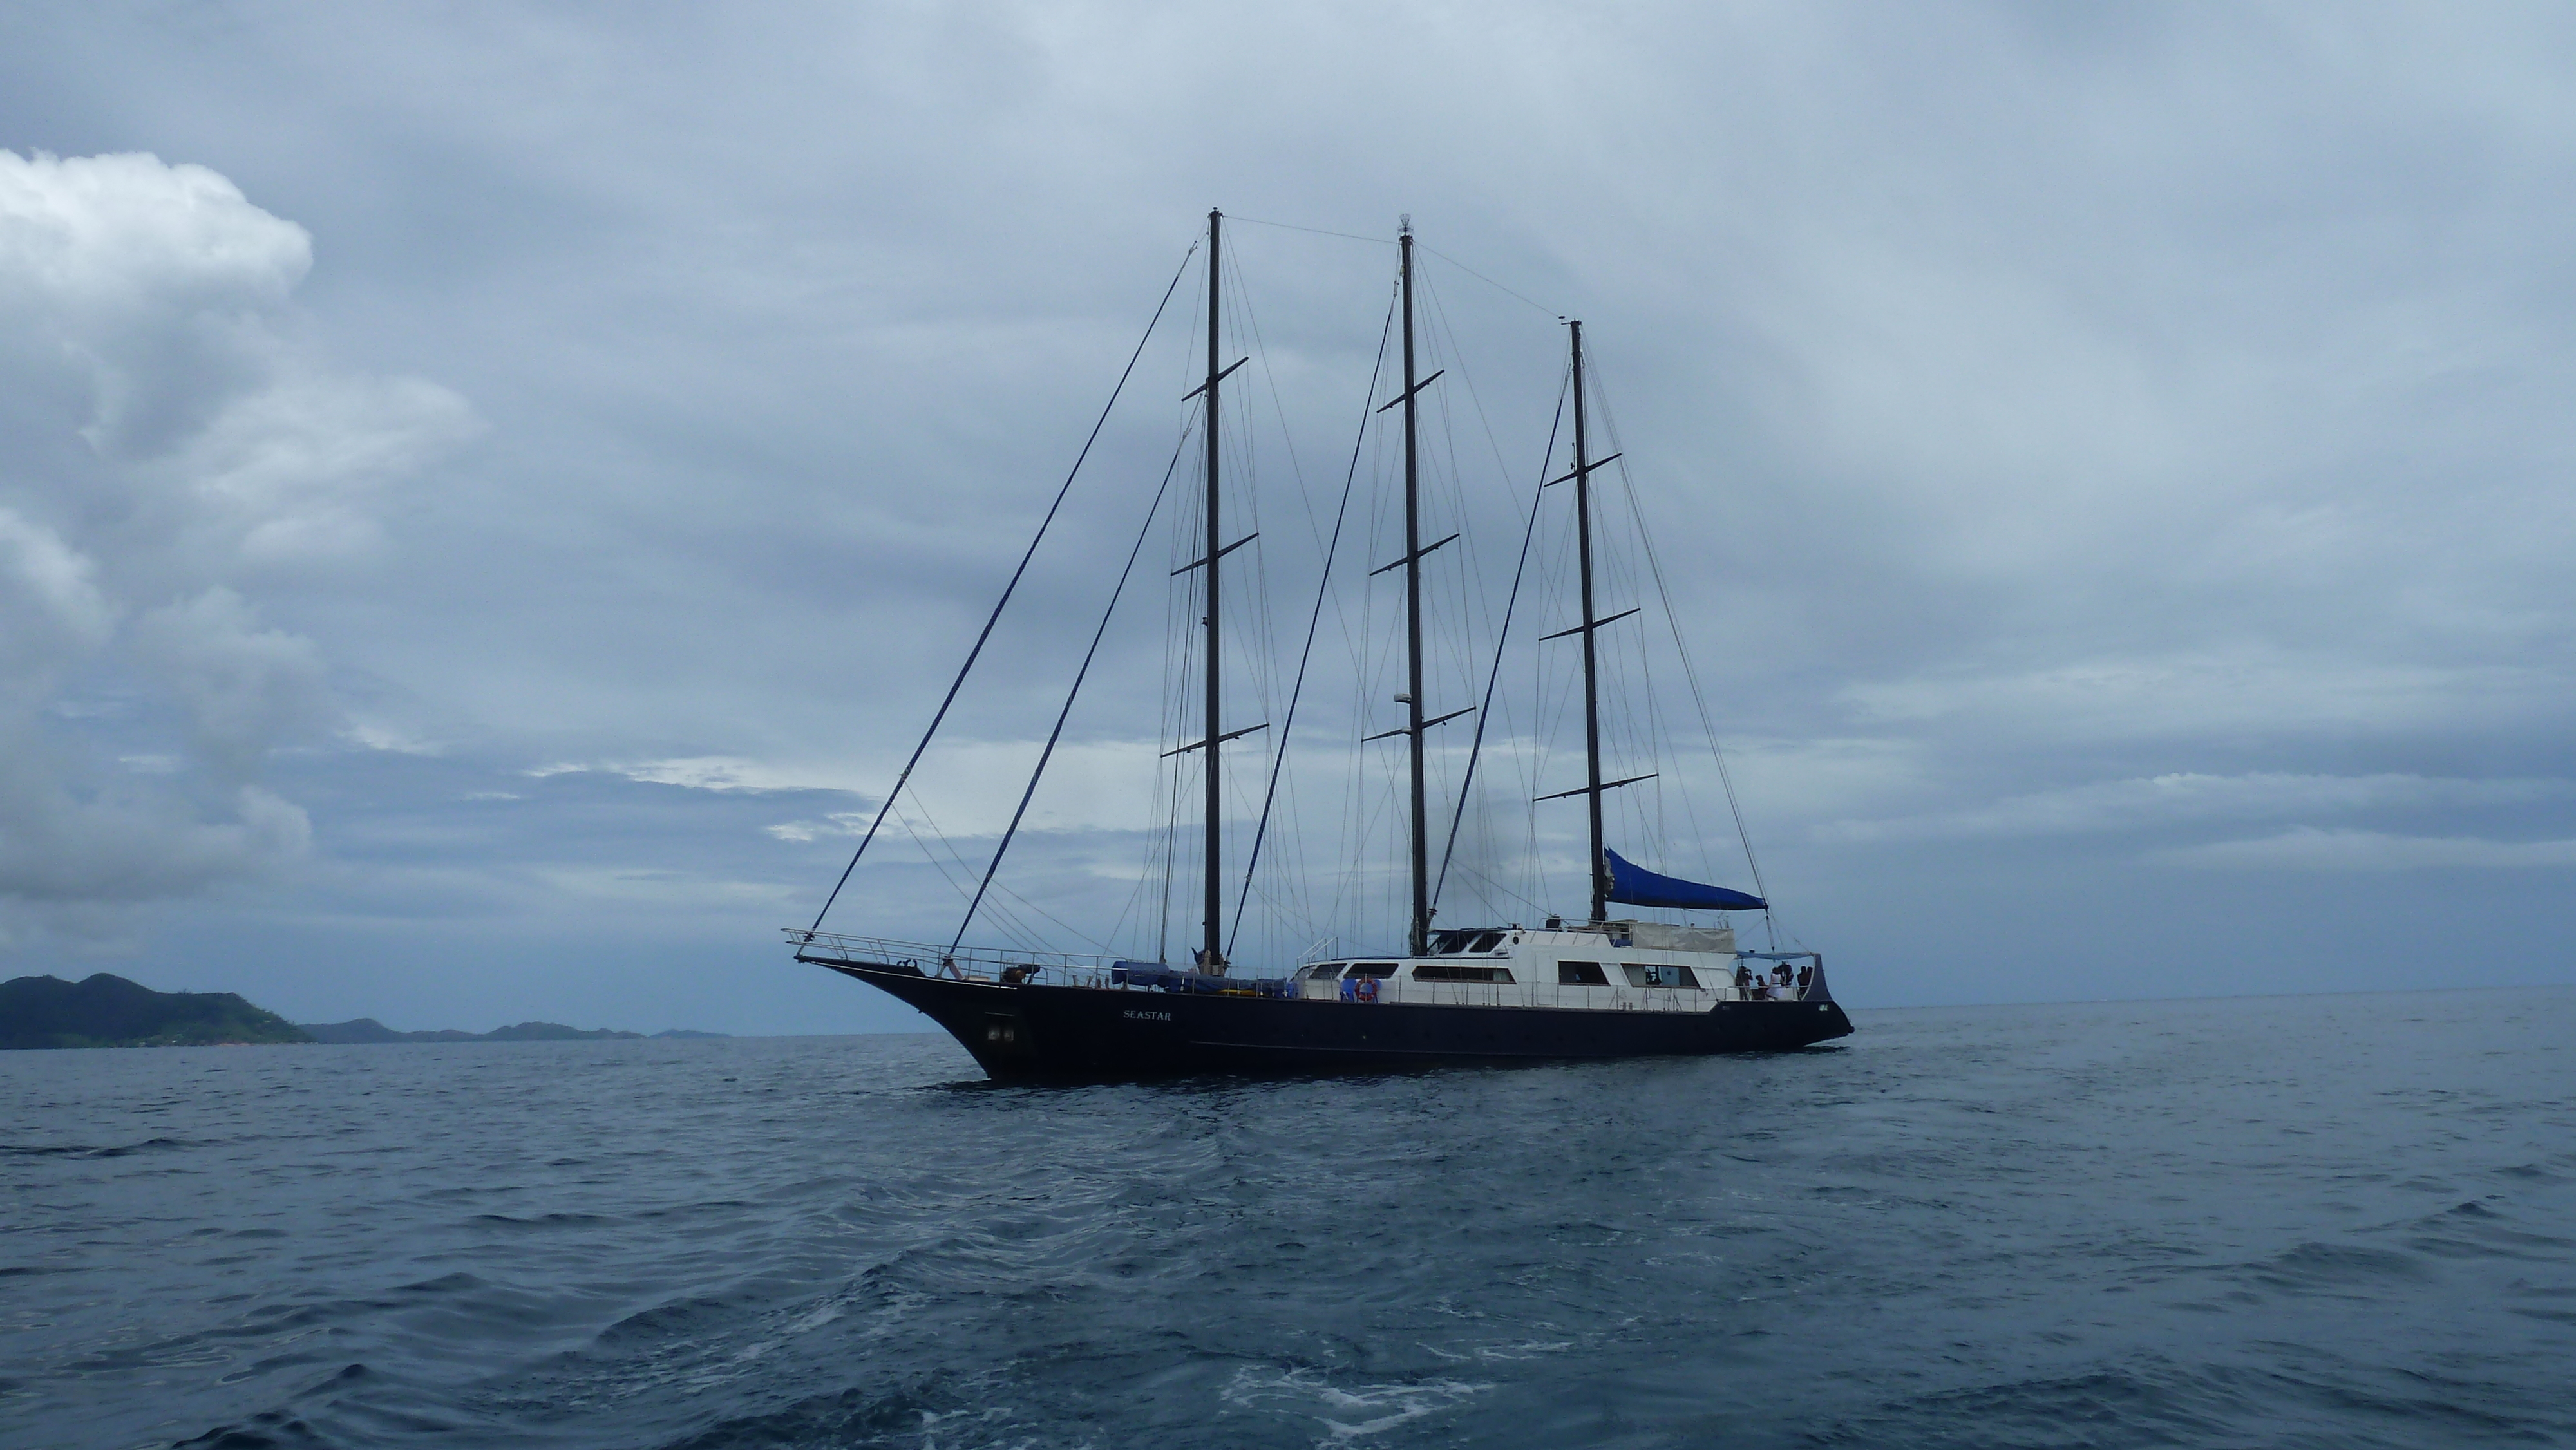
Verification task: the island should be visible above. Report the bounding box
[0,974,727,1049]
[0,973,309,1049]
[297,1019,723,1043]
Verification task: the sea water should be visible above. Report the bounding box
[3,987,2571,1449]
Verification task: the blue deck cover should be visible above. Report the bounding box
[1603,849,1766,912]
[1110,963,1290,996]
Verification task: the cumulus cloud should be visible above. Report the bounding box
[0,151,471,936]
[0,755,311,908]
[131,587,328,777]
[0,507,115,696]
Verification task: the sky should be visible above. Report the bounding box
[1,3,2571,1035]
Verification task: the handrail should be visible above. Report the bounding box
[786,928,1827,1004]
[786,928,1236,993]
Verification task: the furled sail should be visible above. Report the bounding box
[1602,849,1766,912]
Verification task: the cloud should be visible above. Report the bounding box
[0,151,470,932]
[525,865,799,909]
[0,506,115,696]
[343,720,443,755]
[542,742,1170,835]
[765,813,866,843]
[537,756,835,793]
[0,740,312,907]
[0,153,311,461]
[131,587,327,778]
[1819,772,2573,844]
[2155,828,2576,872]
[1837,653,2566,744]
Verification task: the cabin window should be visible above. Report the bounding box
[1414,964,1514,983]
[1347,962,1398,979]
[1557,961,1609,985]
[1623,963,1701,989]
[1470,931,1505,953]
[1302,963,1347,981]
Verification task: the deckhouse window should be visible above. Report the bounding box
[1623,963,1701,989]
[1413,964,1514,983]
[1557,961,1609,985]
[1470,931,1504,953]
[1347,962,1397,979]
[1303,963,1347,981]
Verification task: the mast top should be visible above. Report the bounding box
[1399,213,1411,236]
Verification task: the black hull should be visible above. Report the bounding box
[811,958,1854,1082]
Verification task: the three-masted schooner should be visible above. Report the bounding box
[787,212,1853,1080]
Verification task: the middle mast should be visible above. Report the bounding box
[1401,223,1430,957]
[1381,220,1457,958]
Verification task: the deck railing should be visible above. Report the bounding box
[784,929,1142,989]
[1319,979,1810,1010]
[786,929,1827,1006]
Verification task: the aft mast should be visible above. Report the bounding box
[1532,319,1637,923]
[1400,223,1432,957]
[1571,321,1608,923]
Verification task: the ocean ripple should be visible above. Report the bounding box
[3,990,2571,1449]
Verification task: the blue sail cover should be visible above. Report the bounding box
[1602,849,1767,911]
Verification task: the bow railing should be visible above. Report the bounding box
[783,928,1135,988]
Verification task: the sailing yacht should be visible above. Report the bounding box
[787,212,1853,1080]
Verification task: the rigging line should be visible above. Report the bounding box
[1224,213,1396,247]
[895,785,1054,948]
[887,796,1046,954]
[1156,723,1184,963]
[1597,390,1777,931]
[949,422,1191,955]
[809,239,1199,932]
[1414,270,1524,668]
[1227,281,1399,959]
[1416,266,1537,496]
[1231,252,1321,931]
[910,779,1113,949]
[1419,243,1559,317]
[889,803,977,903]
[1448,859,1549,916]
[1434,375,1566,914]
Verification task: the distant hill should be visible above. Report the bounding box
[0,974,311,1050]
[0,976,724,1050]
[299,1019,729,1043]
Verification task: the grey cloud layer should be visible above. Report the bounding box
[1819,772,2574,843]
[1,5,2571,1021]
